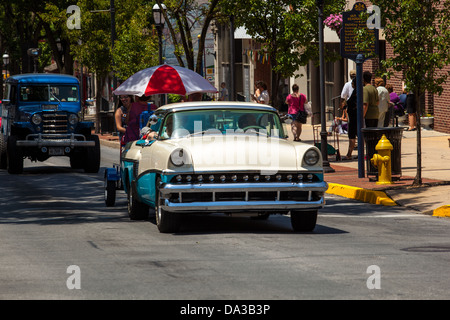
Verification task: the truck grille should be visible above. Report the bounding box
[42,112,68,134]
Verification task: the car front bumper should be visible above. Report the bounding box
[159,181,328,213]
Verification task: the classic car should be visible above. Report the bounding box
[118,101,327,233]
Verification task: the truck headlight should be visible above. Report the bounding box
[31,114,42,125]
[68,114,79,125]
[304,149,320,166]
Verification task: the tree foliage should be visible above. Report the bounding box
[155,0,221,74]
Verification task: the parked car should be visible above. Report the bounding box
[0,73,99,173]
[117,101,328,233]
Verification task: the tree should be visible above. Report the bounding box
[221,0,346,108]
[372,0,450,186]
[155,0,222,74]
[68,0,159,132]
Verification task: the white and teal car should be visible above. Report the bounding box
[112,102,327,233]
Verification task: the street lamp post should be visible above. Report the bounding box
[317,0,334,173]
[2,52,9,79]
[153,2,166,105]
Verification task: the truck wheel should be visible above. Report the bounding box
[0,133,7,169]
[104,172,116,207]
[7,135,23,174]
[290,210,318,232]
[127,180,149,220]
[155,177,180,233]
[84,135,100,173]
[70,151,84,169]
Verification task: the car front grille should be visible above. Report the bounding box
[170,172,320,184]
[42,112,68,134]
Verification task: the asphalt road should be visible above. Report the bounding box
[0,145,449,300]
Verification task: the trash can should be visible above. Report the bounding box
[362,127,404,179]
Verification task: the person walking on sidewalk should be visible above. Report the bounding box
[405,91,417,131]
[344,78,357,160]
[286,84,307,142]
[363,71,379,128]
[340,69,356,109]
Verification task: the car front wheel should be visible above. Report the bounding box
[290,210,318,232]
[155,177,180,233]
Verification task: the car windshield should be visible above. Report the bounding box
[19,85,79,102]
[158,108,285,140]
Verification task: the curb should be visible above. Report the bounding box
[326,183,397,206]
[433,205,450,218]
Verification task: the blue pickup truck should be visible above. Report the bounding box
[0,73,100,174]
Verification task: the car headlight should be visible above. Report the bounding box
[304,149,320,166]
[170,148,190,167]
[68,113,79,125]
[31,113,42,125]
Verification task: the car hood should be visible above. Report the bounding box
[168,134,316,173]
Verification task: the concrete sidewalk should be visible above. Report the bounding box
[95,119,450,218]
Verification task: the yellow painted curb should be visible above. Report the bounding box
[433,205,450,218]
[326,183,397,206]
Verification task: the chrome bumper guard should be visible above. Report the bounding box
[16,133,95,148]
[160,181,328,212]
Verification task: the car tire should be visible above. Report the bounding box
[290,210,318,232]
[104,172,116,207]
[7,135,23,174]
[127,180,149,220]
[84,135,100,173]
[155,177,180,233]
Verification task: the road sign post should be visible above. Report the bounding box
[340,2,379,178]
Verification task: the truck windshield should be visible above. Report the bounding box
[19,85,79,102]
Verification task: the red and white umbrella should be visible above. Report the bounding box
[113,64,217,96]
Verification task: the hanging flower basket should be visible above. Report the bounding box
[324,13,343,37]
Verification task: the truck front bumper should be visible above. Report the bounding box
[16,133,95,148]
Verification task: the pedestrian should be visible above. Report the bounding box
[362,71,379,128]
[328,106,348,135]
[115,95,134,145]
[251,81,261,102]
[340,69,356,109]
[405,90,417,131]
[386,84,404,123]
[123,95,155,144]
[374,77,390,127]
[219,82,229,101]
[344,78,357,160]
[252,81,269,104]
[286,84,308,141]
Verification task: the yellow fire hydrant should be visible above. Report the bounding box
[370,134,393,185]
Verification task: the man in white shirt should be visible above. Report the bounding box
[340,69,356,109]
